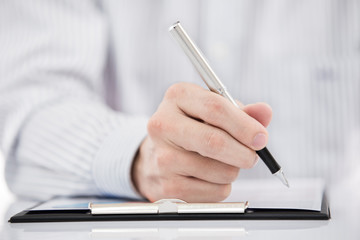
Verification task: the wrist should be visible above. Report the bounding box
[131,136,151,199]
[92,116,148,199]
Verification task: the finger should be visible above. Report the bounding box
[235,100,245,108]
[159,175,232,202]
[152,110,257,169]
[168,83,268,150]
[243,103,272,128]
[159,147,240,184]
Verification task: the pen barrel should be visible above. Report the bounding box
[169,22,226,94]
[256,147,281,174]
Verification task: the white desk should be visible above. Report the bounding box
[1,182,359,240]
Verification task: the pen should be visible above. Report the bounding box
[169,21,289,187]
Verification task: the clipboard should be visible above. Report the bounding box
[9,194,330,223]
[8,179,331,222]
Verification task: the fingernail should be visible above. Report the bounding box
[252,133,267,149]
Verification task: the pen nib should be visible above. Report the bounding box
[274,169,290,188]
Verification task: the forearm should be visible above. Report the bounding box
[5,95,147,200]
[0,0,147,200]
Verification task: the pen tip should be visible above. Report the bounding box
[274,169,290,188]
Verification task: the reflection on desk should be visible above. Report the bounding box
[4,218,331,240]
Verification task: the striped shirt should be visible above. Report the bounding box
[0,0,359,200]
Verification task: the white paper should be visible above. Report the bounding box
[225,178,325,211]
[30,198,129,211]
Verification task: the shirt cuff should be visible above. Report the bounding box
[92,116,148,199]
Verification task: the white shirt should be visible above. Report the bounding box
[0,0,359,200]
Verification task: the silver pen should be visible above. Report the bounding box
[169,21,289,187]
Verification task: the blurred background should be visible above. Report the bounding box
[0,153,14,225]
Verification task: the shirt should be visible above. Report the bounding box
[0,0,359,200]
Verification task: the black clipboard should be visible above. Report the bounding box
[9,194,330,223]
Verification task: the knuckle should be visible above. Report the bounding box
[241,150,257,169]
[164,83,187,100]
[147,114,172,136]
[222,167,240,183]
[147,115,163,135]
[216,184,232,201]
[203,96,226,121]
[204,131,226,155]
[156,149,173,169]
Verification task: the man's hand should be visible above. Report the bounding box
[132,82,272,202]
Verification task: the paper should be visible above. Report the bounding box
[30,197,130,211]
[30,179,325,212]
[225,178,325,211]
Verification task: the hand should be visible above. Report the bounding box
[132,82,272,202]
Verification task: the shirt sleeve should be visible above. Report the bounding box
[0,0,147,200]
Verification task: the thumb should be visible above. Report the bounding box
[242,102,273,128]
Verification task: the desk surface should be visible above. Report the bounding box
[1,182,359,240]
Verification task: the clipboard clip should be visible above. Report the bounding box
[90,199,249,215]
